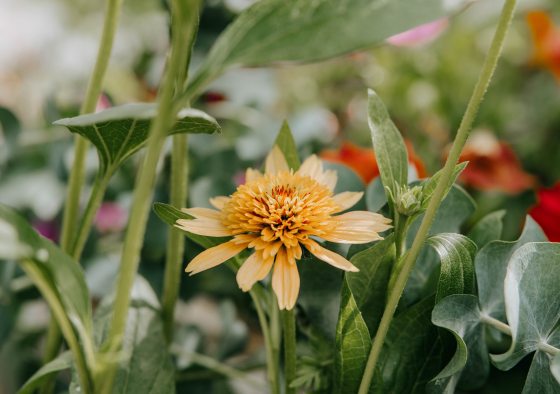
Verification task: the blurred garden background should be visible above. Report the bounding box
[1,0,559,392]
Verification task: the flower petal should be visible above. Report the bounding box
[332,191,364,213]
[321,211,392,244]
[181,207,221,220]
[298,155,337,190]
[176,217,231,237]
[246,168,263,183]
[185,240,247,275]
[302,239,359,272]
[265,146,289,175]
[209,196,230,210]
[236,252,274,292]
[272,248,300,310]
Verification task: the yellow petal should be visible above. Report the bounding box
[176,217,231,237]
[302,239,359,272]
[209,196,230,210]
[332,191,364,213]
[246,168,263,183]
[236,252,273,292]
[298,155,337,190]
[185,240,247,275]
[181,207,221,220]
[265,145,289,175]
[321,211,392,244]
[272,248,300,310]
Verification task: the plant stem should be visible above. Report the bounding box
[249,291,280,394]
[100,1,200,391]
[282,309,296,394]
[162,134,189,342]
[357,1,518,393]
[41,0,123,389]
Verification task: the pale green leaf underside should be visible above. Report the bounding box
[55,103,221,175]
[18,352,73,394]
[467,210,505,249]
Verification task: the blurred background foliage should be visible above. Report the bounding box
[1,0,559,392]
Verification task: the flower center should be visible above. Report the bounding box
[222,172,338,248]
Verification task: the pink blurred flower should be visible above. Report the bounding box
[33,219,59,242]
[387,19,449,47]
[95,94,112,113]
[94,202,128,234]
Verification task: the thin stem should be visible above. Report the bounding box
[71,174,111,259]
[41,0,123,388]
[480,314,512,336]
[357,1,518,393]
[282,309,296,394]
[270,293,281,379]
[162,134,189,342]
[100,1,200,391]
[250,291,280,394]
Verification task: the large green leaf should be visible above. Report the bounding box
[429,294,489,393]
[0,204,94,374]
[18,352,73,394]
[54,104,220,176]
[552,354,560,384]
[476,217,546,324]
[93,277,176,394]
[367,89,408,199]
[492,243,560,389]
[427,234,476,304]
[373,296,445,393]
[468,210,505,249]
[333,238,395,392]
[187,0,469,97]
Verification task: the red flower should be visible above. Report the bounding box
[457,131,535,195]
[320,141,427,184]
[527,11,560,81]
[530,182,560,242]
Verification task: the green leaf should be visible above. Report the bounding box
[373,296,445,393]
[189,0,469,94]
[420,163,468,210]
[365,178,387,213]
[552,354,560,384]
[0,204,94,366]
[334,238,395,392]
[492,243,560,381]
[367,89,408,198]
[323,162,367,211]
[18,352,73,394]
[274,121,300,170]
[427,234,476,303]
[429,295,489,393]
[468,210,505,249]
[94,277,176,394]
[54,104,220,176]
[476,217,546,324]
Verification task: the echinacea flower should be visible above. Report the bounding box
[320,141,427,184]
[176,147,392,310]
[529,182,560,242]
[527,11,560,81]
[455,131,535,195]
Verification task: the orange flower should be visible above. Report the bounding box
[457,131,535,194]
[320,141,427,184]
[527,11,560,81]
[176,147,392,310]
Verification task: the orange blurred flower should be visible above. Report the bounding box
[529,182,560,242]
[527,11,560,81]
[320,141,427,184]
[457,131,535,195]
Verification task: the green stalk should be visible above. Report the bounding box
[357,1,518,393]
[282,310,296,394]
[41,0,123,389]
[100,1,200,391]
[162,134,189,342]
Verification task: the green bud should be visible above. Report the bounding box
[388,182,424,217]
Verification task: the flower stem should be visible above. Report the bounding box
[100,1,200,391]
[162,134,189,342]
[250,291,280,394]
[282,309,296,394]
[41,0,123,390]
[357,1,518,393]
